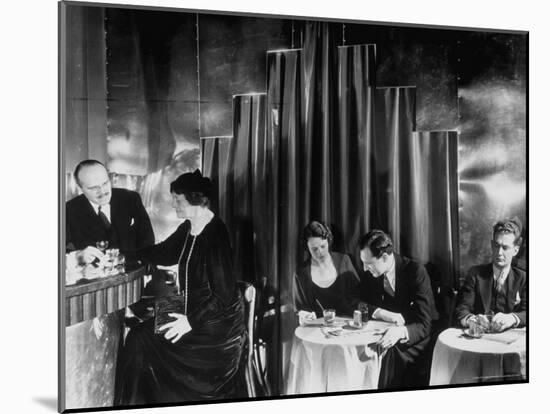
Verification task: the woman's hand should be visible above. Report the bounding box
[298,310,317,326]
[159,313,192,343]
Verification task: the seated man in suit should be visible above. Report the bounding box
[66,159,155,252]
[358,230,436,389]
[455,218,526,331]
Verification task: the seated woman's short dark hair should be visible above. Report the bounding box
[302,221,333,248]
[170,169,212,207]
[359,229,394,258]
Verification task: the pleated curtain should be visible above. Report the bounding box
[201,22,459,395]
[373,86,417,254]
[335,44,376,256]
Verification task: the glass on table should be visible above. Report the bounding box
[484,310,496,332]
[467,318,483,338]
[475,311,494,333]
[358,302,369,323]
[323,308,336,326]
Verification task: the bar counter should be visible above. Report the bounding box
[65,266,145,326]
[64,266,145,410]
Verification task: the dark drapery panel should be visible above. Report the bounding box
[202,34,460,396]
[373,87,417,253]
[335,44,376,255]
[302,21,338,224]
[266,50,303,294]
[227,94,267,284]
[201,136,231,218]
[266,50,303,392]
[407,131,460,288]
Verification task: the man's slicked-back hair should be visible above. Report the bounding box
[493,217,523,246]
[358,229,394,258]
[73,159,106,186]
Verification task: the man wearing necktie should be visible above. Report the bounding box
[455,218,526,331]
[66,159,157,333]
[66,159,154,254]
[358,229,436,389]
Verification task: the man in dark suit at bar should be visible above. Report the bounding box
[66,159,156,329]
[455,218,526,331]
[66,159,154,254]
[358,229,436,389]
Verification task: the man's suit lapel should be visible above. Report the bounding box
[478,264,493,313]
[506,267,521,309]
[109,191,125,245]
[78,195,106,235]
[394,254,406,302]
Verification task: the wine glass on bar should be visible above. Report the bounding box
[96,240,109,253]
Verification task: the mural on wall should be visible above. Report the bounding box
[456,33,527,275]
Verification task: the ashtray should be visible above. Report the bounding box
[345,321,364,330]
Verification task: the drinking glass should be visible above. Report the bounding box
[485,310,495,333]
[115,254,126,275]
[467,318,483,338]
[323,309,336,326]
[358,303,369,323]
[96,240,109,253]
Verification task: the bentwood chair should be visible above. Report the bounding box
[237,281,257,398]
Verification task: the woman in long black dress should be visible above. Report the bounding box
[115,170,245,405]
[294,221,360,323]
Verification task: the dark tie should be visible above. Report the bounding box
[98,206,111,231]
[383,273,395,297]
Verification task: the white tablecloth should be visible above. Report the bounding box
[285,318,392,394]
[429,328,526,385]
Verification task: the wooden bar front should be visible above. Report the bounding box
[64,267,145,410]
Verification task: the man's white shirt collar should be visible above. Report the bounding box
[385,256,397,291]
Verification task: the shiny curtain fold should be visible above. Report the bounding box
[202,27,460,395]
[373,87,417,254]
[266,51,303,298]
[266,50,303,391]
[230,95,268,284]
[408,131,459,288]
[302,22,338,224]
[200,137,231,221]
[335,44,376,255]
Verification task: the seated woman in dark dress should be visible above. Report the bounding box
[115,170,245,405]
[294,221,360,323]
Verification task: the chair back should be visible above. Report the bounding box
[237,281,257,397]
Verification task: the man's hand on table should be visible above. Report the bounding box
[491,313,517,332]
[76,246,105,265]
[377,326,408,351]
[373,308,405,326]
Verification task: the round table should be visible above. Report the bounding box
[285,318,393,394]
[429,328,526,385]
